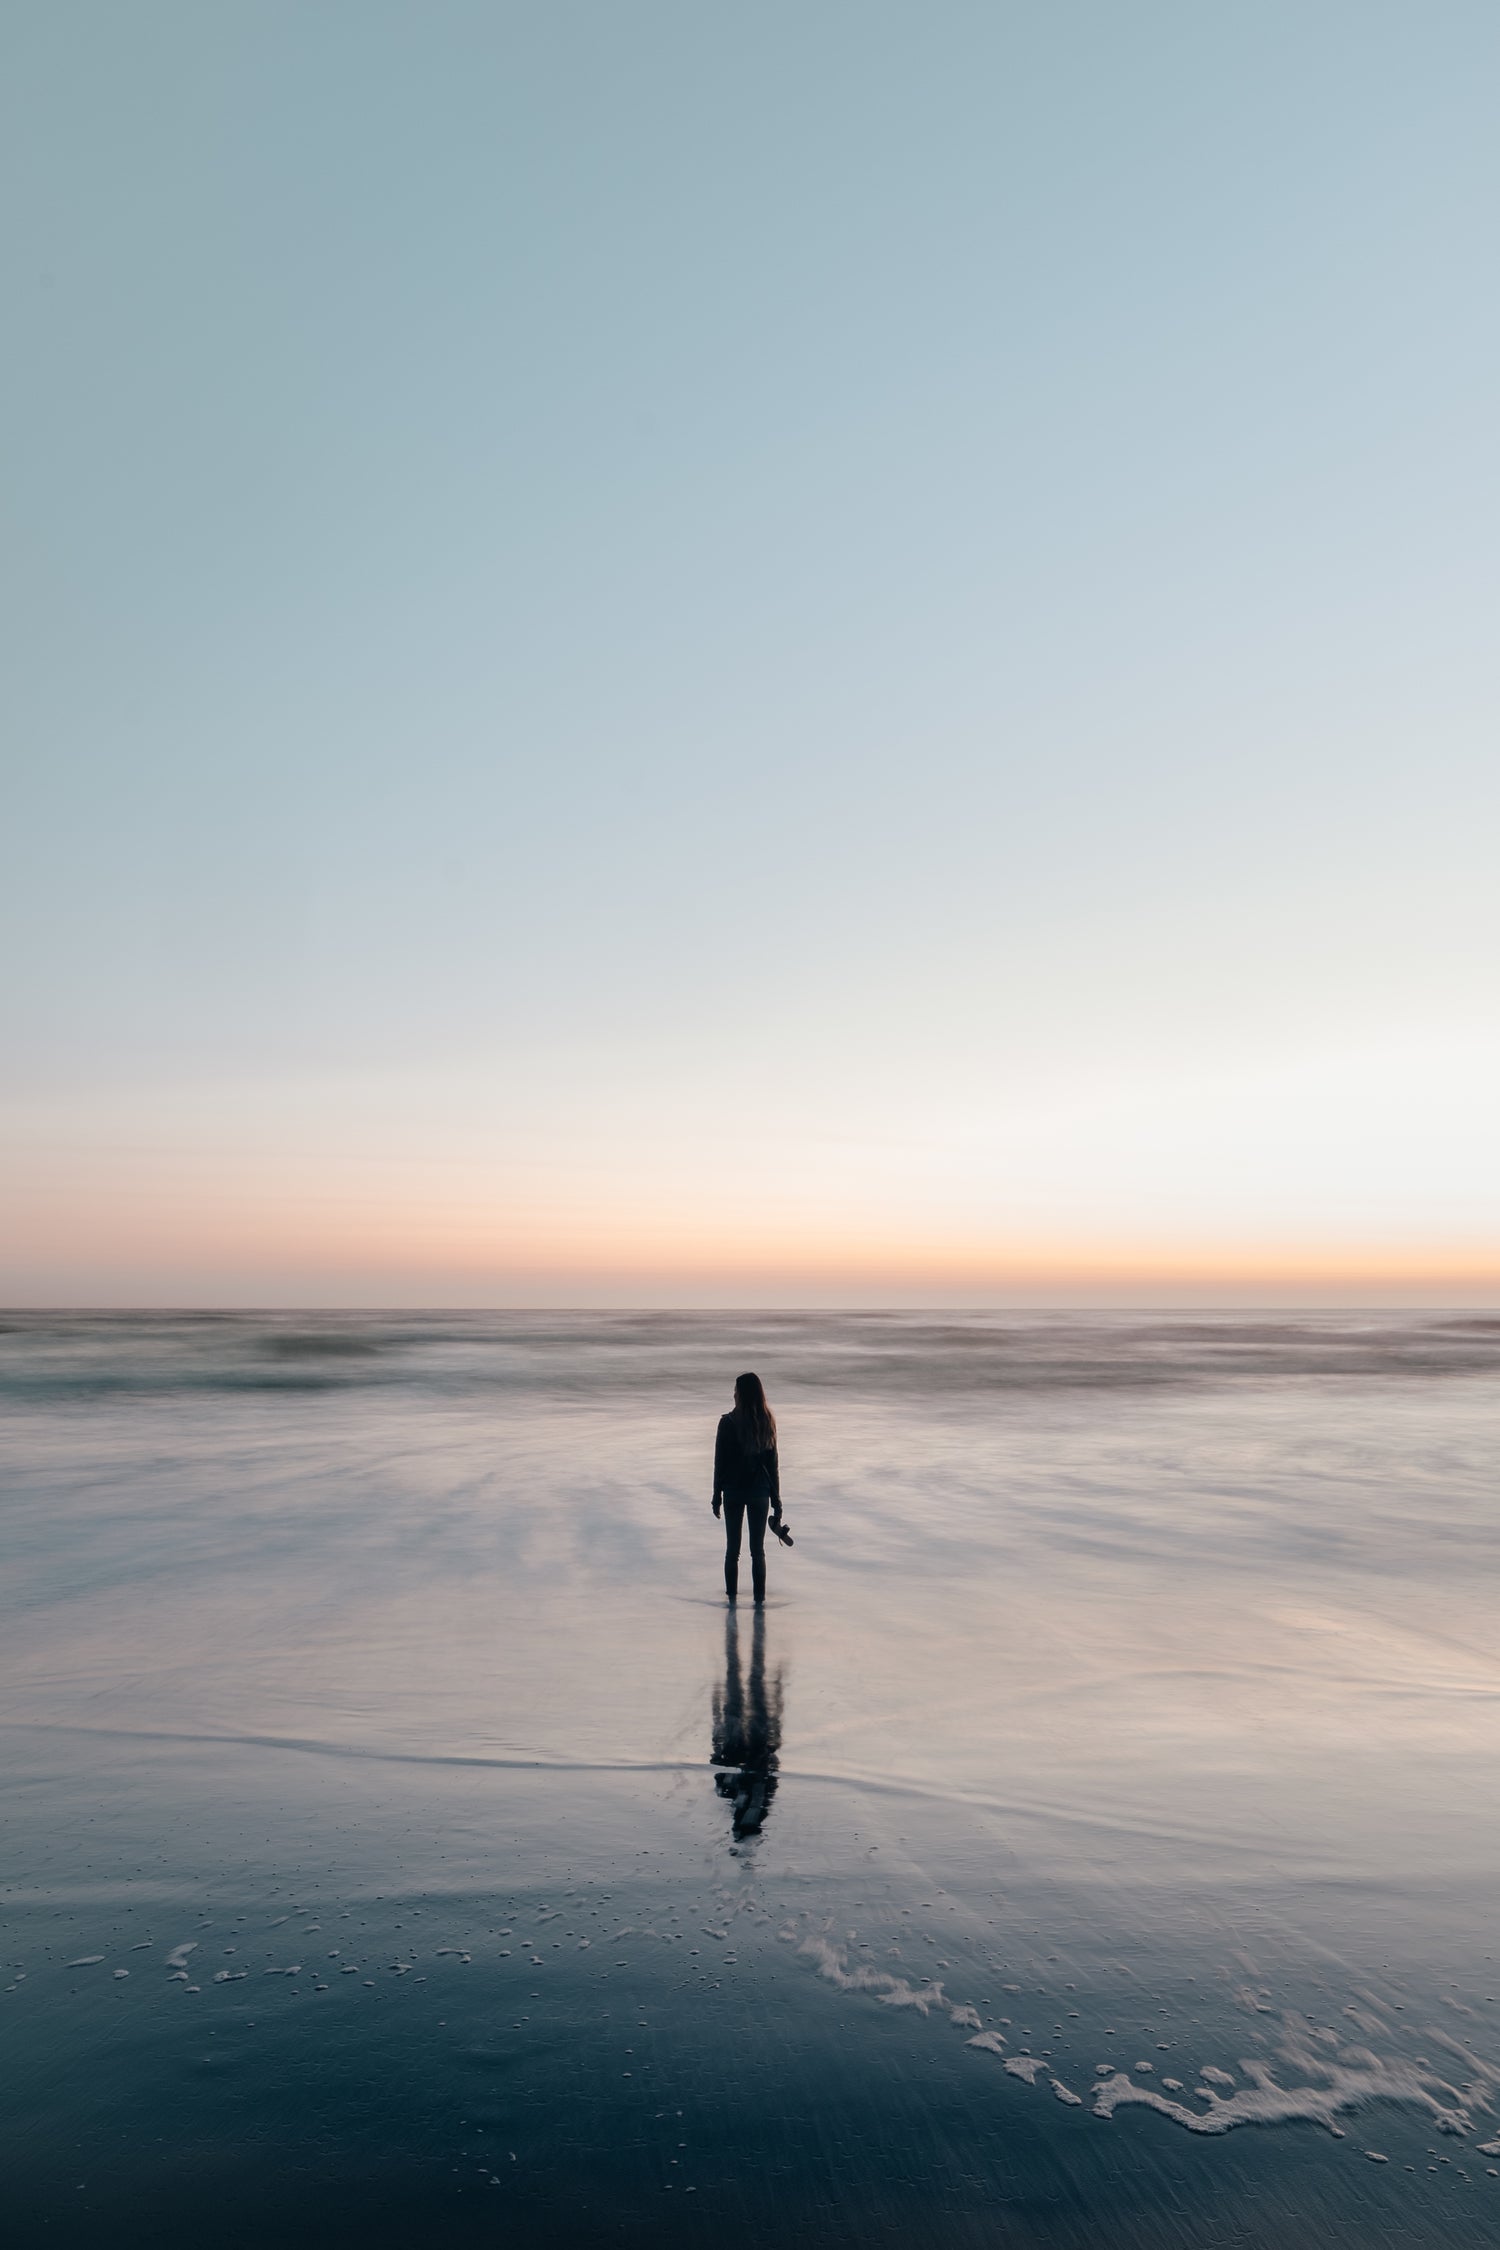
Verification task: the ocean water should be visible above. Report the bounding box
[4,1309,1500,2247]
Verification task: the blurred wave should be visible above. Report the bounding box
[2,1307,1499,1402]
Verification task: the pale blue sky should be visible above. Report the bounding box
[5,3,1499,1300]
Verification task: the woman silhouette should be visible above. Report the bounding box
[711,1372,786,1604]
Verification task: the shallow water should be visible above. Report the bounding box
[4,1309,1500,2246]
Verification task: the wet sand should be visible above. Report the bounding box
[4,1310,1500,2245]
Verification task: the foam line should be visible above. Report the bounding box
[0,1723,1313,1853]
[1091,2052,1475,2139]
[799,1937,953,2018]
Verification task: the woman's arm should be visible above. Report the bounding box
[768,1443,781,1517]
[712,1418,727,1514]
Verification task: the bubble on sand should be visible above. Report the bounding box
[1004,2057,1048,2085]
[1366,2151,1388,2162]
[1200,2066,1235,2087]
[113,1970,129,1980]
[950,2004,982,2030]
[1052,2078,1083,2105]
[967,2031,1007,2057]
[166,1943,197,1969]
[67,1957,104,1968]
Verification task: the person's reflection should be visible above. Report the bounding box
[711,1606,784,1841]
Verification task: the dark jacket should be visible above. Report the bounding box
[714,1413,781,1511]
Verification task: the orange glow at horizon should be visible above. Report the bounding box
[5,1028,1498,1306]
[7,1178,1498,1304]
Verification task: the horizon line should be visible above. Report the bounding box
[5,1298,1497,1316]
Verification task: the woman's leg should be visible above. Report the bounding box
[722,1495,746,1600]
[746,1493,770,1603]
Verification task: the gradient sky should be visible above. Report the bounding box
[5,2,1499,1304]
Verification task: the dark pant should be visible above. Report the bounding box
[722,1492,769,1603]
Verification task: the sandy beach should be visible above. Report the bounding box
[5,1310,1500,2244]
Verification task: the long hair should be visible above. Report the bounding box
[733,1371,776,1454]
